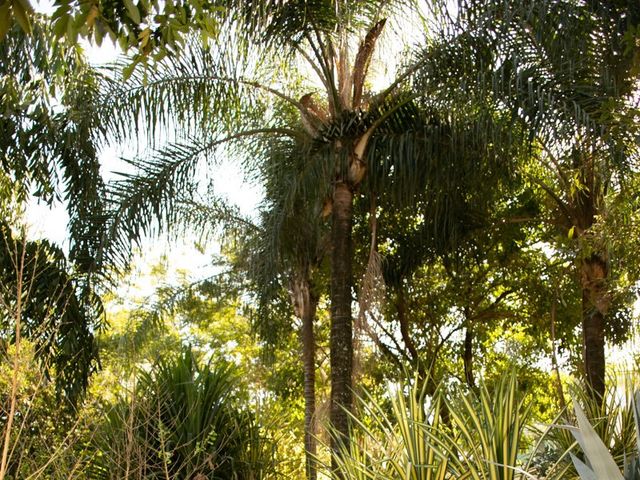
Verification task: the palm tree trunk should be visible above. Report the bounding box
[290,273,319,480]
[301,280,318,480]
[550,296,567,412]
[330,180,354,466]
[581,252,608,400]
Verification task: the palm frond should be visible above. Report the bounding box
[447,0,639,168]
[365,94,524,253]
[97,34,299,147]
[100,128,295,274]
[225,0,395,48]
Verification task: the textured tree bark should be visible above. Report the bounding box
[301,280,318,480]
[571,160,608,401]
[330,181,354,471]
[581,252,608,400]
[397,286,419,363]
[290,272,319,480]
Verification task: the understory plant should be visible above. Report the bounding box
[536,376,640,480]
[563,388,640,479]
[329,377,450,479]
[329,371,640,480]
[88,348,275,479]
[329,371,532,479]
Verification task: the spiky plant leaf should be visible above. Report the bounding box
[568,399,625,479]
[570,453,598,480]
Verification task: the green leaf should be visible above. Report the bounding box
[122,62,136,82]
[66,15,78,44]
[634,392,640,454]
[123,0,141,24]
[0,3,11,39]
[11,0,32,34]
[94,22,104,46]
[14,0,32,13]
[53,15,68,37]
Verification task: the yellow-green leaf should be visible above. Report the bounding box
[138,27,150,48]
[14,0,32,13]
[122,62,136,81]
[86,4,99,28]
[123,0,141,24]
[53,16,67,37]
[11,0,32,34]
[66,15,78,44]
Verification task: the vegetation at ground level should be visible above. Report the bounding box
[1,0,640,478]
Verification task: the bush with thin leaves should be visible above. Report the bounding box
[538,377,640,480]
[328,372,533,479]
[328,377,450,479]
[444,373,531,479]
[88,348,275,479]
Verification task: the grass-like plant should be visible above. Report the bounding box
[444,373,531,479]
[329,378,450,479]
[328,371,532,479]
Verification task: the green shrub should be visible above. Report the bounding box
[88,348,274,479]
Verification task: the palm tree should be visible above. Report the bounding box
[233,129,326,480]
[94,0,425,460]
[451,0,640,398]
[94,1,525,472]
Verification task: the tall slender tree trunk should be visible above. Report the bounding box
[301,281,318,480]
[550,295,567,412]
[330,181,354,467]
[574,165,608,401]
[290,273,319,480]
[580,251,608,400]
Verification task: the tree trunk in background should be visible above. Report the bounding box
[463,326,475,388]
[550,297,567,412]
[573,162,608,401]
[330,181,354,470]
[581,251,608,400]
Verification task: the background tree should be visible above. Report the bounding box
[239,130,327,480]
[89,1,444,462]
[1,2,640,478]
[0,221,99,404]
[91,4,537,468]
[449,0,640,398]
